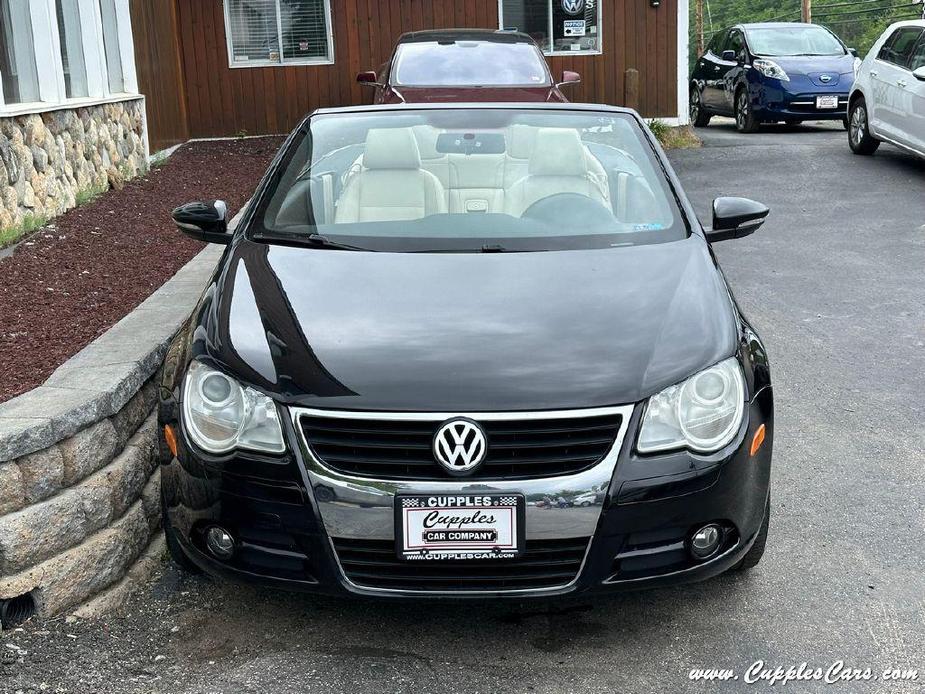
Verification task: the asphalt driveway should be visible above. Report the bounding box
[3,121,924,694]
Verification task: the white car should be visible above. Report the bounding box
[848,20,925,158]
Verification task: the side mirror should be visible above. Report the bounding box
[914,66,925,82]
[356,70,379,86]
[706,197,769,242]
[557,70,581,87]
[721,50,737,62]
[848,47,859,58]
[171,200,230,244]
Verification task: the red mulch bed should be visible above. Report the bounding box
[0,137,284,403]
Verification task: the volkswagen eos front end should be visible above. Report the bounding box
[159,104,774,598]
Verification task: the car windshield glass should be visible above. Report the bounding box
[393,41,550,86]
[747,26,845,56]
[253,109,686,253]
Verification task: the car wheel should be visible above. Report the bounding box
[735,89,760,133]
[731,495,769,572]
[162,489,202,574]
[848,98,880,155]
[690,87,711,127]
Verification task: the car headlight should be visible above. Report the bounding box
[637,358,746,454]
[182,360,286,454]
[753,58,789,82]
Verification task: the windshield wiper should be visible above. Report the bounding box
[253,231,373,251]
[303,233,373,251]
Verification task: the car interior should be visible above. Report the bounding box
[269,122,668,235]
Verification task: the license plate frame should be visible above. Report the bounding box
[816,95,839,109]
[394,493,525,561]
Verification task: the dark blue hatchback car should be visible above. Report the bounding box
[690,23,860,132]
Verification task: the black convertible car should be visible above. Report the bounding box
[160,103,773,598]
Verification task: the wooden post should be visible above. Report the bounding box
[696,0,705,54]
[695,0,704,58]
[802,0,811,23]
[625,69,640,112]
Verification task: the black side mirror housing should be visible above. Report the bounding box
[849,47,858,57]
[706,197,769,242]
[171,200,230,244]
[721,50,737,62]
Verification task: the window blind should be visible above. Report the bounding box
[227,0,330,64]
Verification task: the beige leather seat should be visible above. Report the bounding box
[334,128,447,224]
[504,128,608,217]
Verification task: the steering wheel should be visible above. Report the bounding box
[521,193,615,229]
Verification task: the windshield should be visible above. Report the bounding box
[746,26,845,56]
[254,109,686,253]
[393,41,550,86]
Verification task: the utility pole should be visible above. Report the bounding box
[696,0,704,54]
[802,0,812,23]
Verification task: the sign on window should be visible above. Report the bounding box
[500,0,601,55]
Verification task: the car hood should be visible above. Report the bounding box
[389,85,565,102]
[760,54,855,82]
[195,236,738,411]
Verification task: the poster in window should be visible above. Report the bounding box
[552,0,598,52]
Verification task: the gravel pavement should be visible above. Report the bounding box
[2,120,924,694]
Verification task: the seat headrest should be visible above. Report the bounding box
[363,128,422,170]
[528,128,589,177]
[507,125,537,160]
[411,125,443,161]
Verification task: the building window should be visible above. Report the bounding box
[0,0,41,104]
[224,0,334,67]
[56,0,88,98]
[499,0,601,55]
[98,0,124,93]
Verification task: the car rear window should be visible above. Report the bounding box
[392,41,550,86]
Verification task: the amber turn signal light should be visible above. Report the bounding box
[164,424,178,458]
[750,424,766,457]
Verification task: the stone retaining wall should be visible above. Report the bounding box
[0,382,161,616]
[0,243,224,621]
[0,97,147,234]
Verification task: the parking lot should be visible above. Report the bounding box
[4,121,924,694]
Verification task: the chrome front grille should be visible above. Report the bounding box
[297,410,624,481]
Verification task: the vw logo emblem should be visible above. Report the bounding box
[562,0,585,15]
[820,74,832,83]
[433,418,487,475]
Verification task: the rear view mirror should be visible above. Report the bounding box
[558,70,581,87]
[722,50,737,62]
[914,67,925,82]
[706,197,769,242]
[171,200,230,244]
[849,47,859,58]
[356,70,378,85]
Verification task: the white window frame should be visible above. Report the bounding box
[222,0,335,69]
[498,0,603,57]
[0,0,138,115]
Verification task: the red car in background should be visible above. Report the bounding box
[357,29,580,104]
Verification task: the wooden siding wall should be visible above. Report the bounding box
[130,0,189,151]
[137,0,678,145]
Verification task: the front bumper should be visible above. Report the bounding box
[751,77,850,120]
[160,388,772,598]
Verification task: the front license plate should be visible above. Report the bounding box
[816,95,839,109]
[395,494,525,561]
